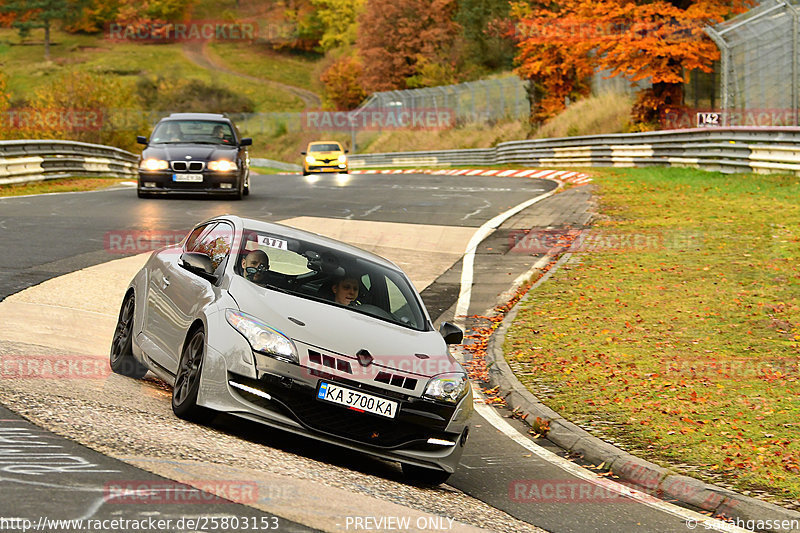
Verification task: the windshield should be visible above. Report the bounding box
[236,229,428,331]
[151,120,235,145]
[309,143,342,152]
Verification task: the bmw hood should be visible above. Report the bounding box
[228,277,461,377]
[143,145,237,161]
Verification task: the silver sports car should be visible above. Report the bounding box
[110,215,473,484]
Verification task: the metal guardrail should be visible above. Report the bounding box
[250,157,301,172]
[349,128,800,175]
[4,128,800,186]
[0,140,138,186]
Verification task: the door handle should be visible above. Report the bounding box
[161,277,170,289]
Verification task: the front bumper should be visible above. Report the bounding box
[197,339,471,473]
[138,171,241,193]
[304,163,348,173]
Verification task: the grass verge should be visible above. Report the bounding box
[0,177,129,197]
[504,167,800,506]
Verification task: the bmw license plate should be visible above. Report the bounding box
[317,382,398,418]
[173,173,203,182]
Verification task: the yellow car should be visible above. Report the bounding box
[302,141,348,175]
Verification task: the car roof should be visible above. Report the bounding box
[210,215,400,270]
[163,113,231,122]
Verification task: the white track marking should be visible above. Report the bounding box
[452,187,558,331]
[474,402,752,533]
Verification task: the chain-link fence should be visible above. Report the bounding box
[706,0,800,125]
[356,77,530,123]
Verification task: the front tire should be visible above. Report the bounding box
[401,464,451,486]
[172,328,213,423]
[110,293,149,379]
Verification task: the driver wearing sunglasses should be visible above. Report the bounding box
[241,250,270,286]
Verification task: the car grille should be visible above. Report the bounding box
[171,161,205,172]
[230,373,456,449]
[306,349,417,390]
[374,371,418,391]
[308,349,353,374]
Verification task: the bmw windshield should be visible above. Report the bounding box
[151,120,235,145]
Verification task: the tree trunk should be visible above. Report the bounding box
[44,21,50,61]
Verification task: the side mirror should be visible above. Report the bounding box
[300,151,307,155]
[137,136,148,145]
[180,252,217,283]
[345,150,349,154]
[239,138,252,146]
[439,322,463,345]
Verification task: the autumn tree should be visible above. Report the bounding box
[321,56,367,109]
[19,71,148,150]
[63,0,121,33]
[455,0,515,71]
[312,0,363,51]
[511,0,750,126]
[357,0,460,92]
[2,0,68,60]
[0,1,18,27]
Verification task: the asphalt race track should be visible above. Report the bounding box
[0,172,744,533]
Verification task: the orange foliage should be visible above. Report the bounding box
[321,56,367,110]
[357,0,460,92]
[0,1,16,27]
[510,0,751,125]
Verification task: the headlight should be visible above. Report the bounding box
[225,309,298,363]
[337,154,347,163]
[423,372,469,403]
[208,160,236,172]
[305,155,315,164]
[140,158,169,171]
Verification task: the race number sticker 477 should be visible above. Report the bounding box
[257,235,288,250]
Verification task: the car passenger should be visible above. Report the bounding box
[241,250,270,286]
[331,275,360,306]
[163,123,182,142]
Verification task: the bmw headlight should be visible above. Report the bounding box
[337,154,347,163]
[208,160,237,172]
[305,155,315,164]
[423,372,469,403]
[225,309,298,363]
[140,158,169,171]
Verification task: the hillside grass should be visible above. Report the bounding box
[208,42,321,93]
[505,167,800,503]
[0,28,304,112]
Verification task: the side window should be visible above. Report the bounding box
[385,276,420,328]
[189,222,233,272]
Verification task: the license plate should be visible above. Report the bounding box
[173,173,203,182]
[317,382,398,419]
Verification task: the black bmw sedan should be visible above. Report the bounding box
[137,113,252,199]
